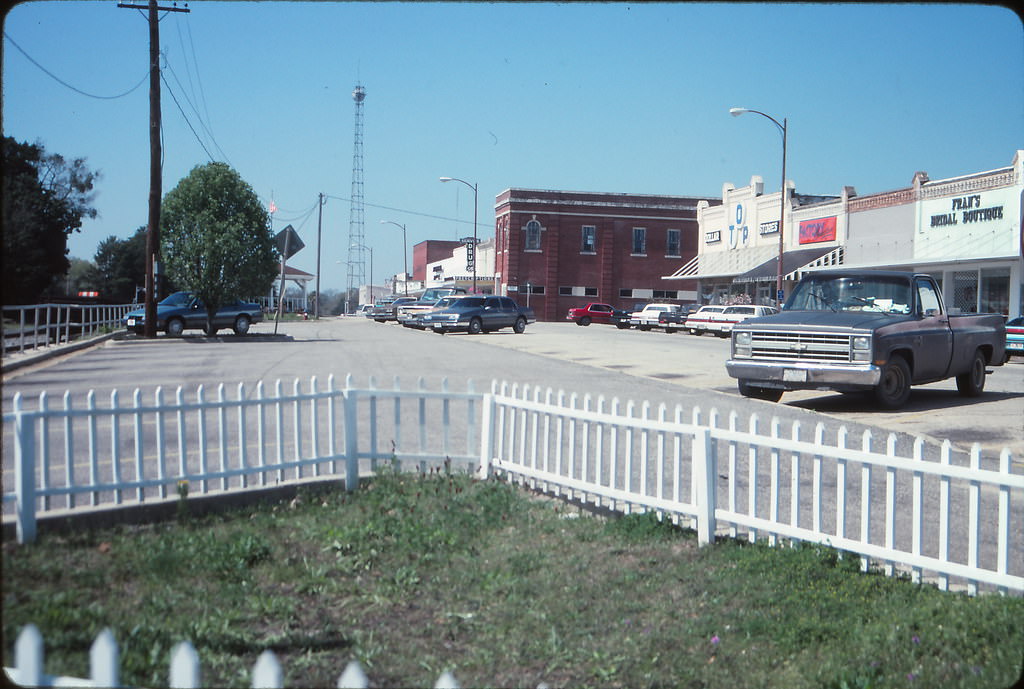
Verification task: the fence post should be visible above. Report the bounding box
[344,377,359,492]
[90,628,119,688]
[13,394,37,544]
[693,426,715,546]
[169,640,201,688]
[478,392,495,479]
[14,624,43,686]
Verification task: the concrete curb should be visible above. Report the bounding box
[1,331,118,375]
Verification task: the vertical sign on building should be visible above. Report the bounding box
[462,236,478,272]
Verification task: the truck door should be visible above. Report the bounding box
[911,277,953,381]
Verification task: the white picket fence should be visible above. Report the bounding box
[4,624,462,688]
[1,303,136,357]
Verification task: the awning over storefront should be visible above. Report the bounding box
[732,246,839,284]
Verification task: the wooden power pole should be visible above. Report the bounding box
[118,0,189,337]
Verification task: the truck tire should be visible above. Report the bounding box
[955,349,987,397]
[873,355,911,409]
[738,380,783,402]
[513,317,527,334]
[468,317,483,335]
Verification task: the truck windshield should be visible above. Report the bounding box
[785,276,912,314]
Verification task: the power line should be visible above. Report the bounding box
[160,70,216,162]
[4,31,149,100]
[324,194,478,227]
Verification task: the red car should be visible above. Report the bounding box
[566,302,630,328]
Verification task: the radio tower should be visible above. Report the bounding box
[345,83,367,313]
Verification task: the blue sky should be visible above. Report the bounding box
[3,2,1022,293]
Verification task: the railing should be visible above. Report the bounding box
[3,376,1022,595]
[4,625,461,689]
[1,303,137,357]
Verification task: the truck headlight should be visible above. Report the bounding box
[734,331,752,357]
[852,336,871,362]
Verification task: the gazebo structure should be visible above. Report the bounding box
[267,265,315,313]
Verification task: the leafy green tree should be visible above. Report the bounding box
[1,136,99,304]
[161,162,278,334]
[92,227,148,303]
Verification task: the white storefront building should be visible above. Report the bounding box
[669,150,1023,317]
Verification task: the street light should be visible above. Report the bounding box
[439,176,478,294]
[379,220,409,296]
[730,107,788,304]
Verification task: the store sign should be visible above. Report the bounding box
[759,220,779,235]
[705,230,722,244]
[728,204,750,249]
[799,216,837,244]
[927,193,1005,229]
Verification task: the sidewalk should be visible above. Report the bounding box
[1,331,119,375]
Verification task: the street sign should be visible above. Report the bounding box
[460,236,480,244]
[275,225,304,259]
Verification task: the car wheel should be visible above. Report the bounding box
[873,355,911,409]
[616,323,630,329]
[233,314,251,335]
[689,328,700,336]
[374,318,386,323]
[166,318,185,336]
[513,317,527,334]
[665,327,676,334]
[738,380,783,402]
[580,317,591,326]
[955,349,987,397]
[468,317,483,335]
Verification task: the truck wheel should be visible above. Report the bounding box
[513,317,527,334]
[738,380,783,402]
[166,318,185,336]
[468,317,483,335]
[579,317,591,326]
[873,355,911,409]
[956,349,987,397]
[233,314,251,335]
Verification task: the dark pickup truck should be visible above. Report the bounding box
[726,270,1007,409]
[420,295,536,334]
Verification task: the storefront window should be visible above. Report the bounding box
[952,271,978,313]
[980,267,1010,315]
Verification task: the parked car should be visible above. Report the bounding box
[368,296,417,322]
[420,296,535,334]
[566,302,631,328]
[1005,316,1024,358]
[657,304,700,333]
[707,305,779,337]
[122,291,263,336]
[683,305,727,335]
[726,270,1007,408]
[629,303,680,331]
[401,295,468,329]
[396,286,469,326]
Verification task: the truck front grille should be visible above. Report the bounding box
[749,331,852,362]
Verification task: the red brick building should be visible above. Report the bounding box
[494,188,719,321]
[412,240,462,281]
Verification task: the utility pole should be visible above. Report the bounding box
[315,193,324,319]
[118,0,190,337]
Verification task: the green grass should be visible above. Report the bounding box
[3,466,1022,688]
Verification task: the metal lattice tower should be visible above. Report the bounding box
[345,83,367,312]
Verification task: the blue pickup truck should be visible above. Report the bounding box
[122,292,263,336]
[726,270,1007,409]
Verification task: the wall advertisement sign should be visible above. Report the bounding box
[916,187,1020,261]
[798,216,837,244]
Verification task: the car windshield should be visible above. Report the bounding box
[421,288,456,301]
[433,297,461,309]
[450,297,486,309]
[159,292,194,307]
[786,276,912,314]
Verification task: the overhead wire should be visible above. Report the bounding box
[160,68,217,162]
[4,31,149,100]
[324,194,478,227]
[162,53,231,164]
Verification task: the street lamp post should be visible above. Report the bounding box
[439,176,478,294]
[379,220,409,296]
[730,107,788,304]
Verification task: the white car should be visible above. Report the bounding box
[709,305,779,337]
[628,303,680,330]
[683,305,727,335]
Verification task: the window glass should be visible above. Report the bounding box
[581,226,597,253]
[632,228,646,254]
[667,229,681,256]
[526,221,542,250]
[980,267,1010,315]
[916,279,941,315]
